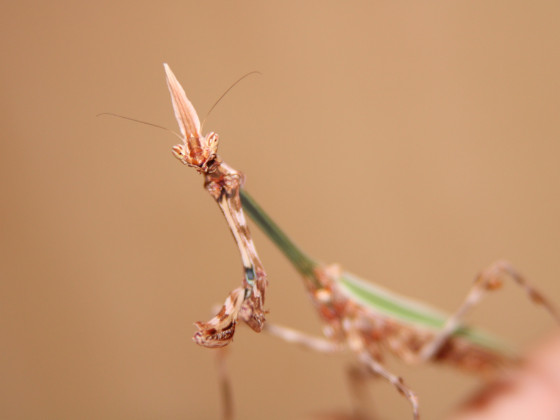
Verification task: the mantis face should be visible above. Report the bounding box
[164,63,220,174]
[172,132,219,173]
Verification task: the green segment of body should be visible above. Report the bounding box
[240,189,511,354]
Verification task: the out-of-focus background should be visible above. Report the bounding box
[1,2,559,419]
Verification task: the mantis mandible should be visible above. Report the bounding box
[162,63,560,419]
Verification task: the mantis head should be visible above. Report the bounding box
[172,132,220,172]
[164,63,221,173]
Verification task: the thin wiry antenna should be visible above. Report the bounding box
[97,112,183,141]
[201,71,262,130]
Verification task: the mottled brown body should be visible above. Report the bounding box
[307,265,511,377]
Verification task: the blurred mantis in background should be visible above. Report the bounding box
[160,63,559,420]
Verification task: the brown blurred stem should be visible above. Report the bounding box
[216,347,233,420]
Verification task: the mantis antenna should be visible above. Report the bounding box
[200,70,262,130]
[98,70,261,138]
[96,112,183,141]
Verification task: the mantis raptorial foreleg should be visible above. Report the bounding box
[418,260,560,362]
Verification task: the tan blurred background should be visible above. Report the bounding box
[1,1,560,419]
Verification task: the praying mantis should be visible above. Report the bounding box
[161,63,559,419]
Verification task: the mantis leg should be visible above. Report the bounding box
[358,352,420,420]
[418,260,560,361]
[346,363,379,420]
[264,323,384,419]
[265,322,420,419]
[263,322,342,353]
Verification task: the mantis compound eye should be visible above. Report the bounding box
[172,144,188,164]
[206,132,219,149]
